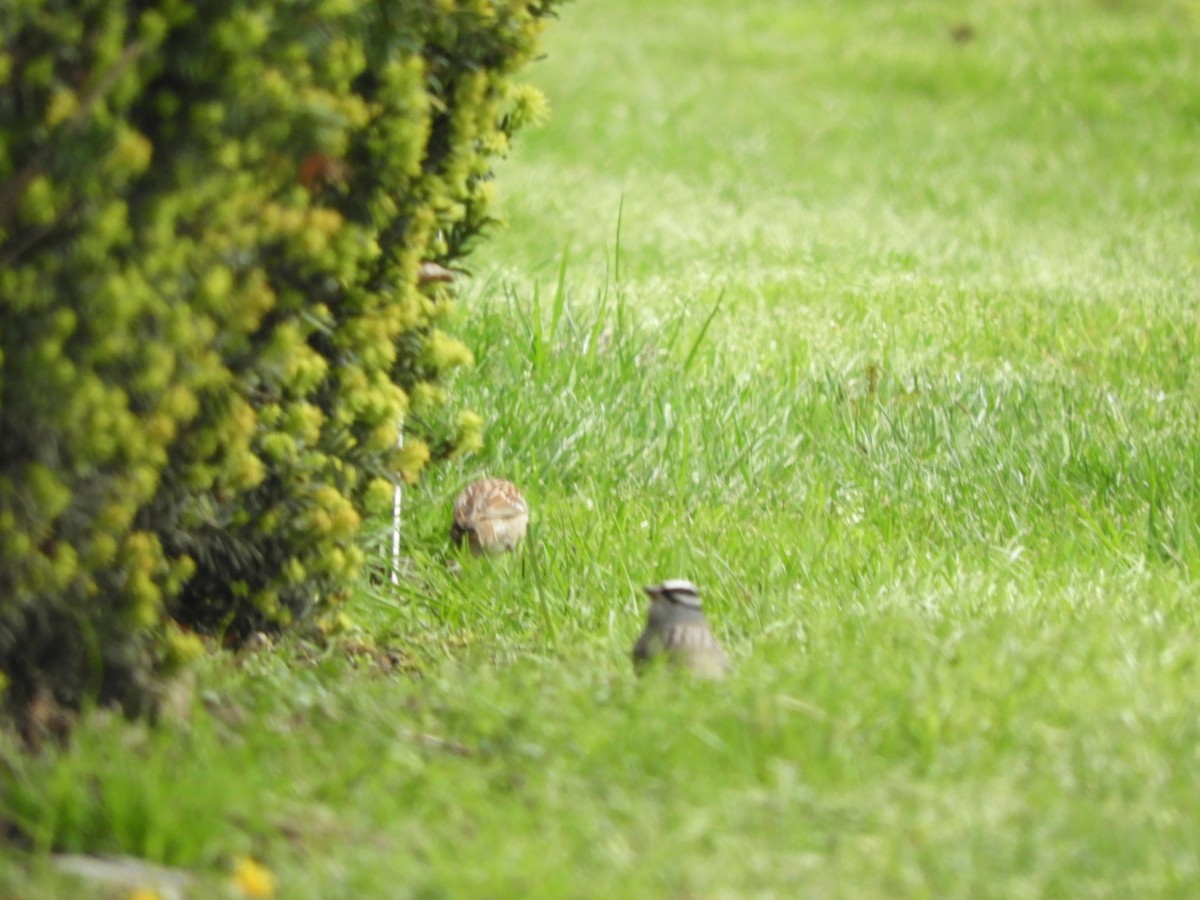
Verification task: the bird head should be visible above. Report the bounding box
[644,579,703,610]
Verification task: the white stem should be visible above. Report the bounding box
[391,421,403,585]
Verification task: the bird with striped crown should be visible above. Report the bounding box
[632,579,731,679]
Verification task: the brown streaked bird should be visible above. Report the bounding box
[632,579,732,679]
[450,477,528,555]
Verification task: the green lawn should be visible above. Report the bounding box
[5,0,1200,896]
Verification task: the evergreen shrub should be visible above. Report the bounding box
[0,0,561,724]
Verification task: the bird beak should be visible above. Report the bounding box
[642,585,661,600]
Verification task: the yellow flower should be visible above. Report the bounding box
[455,410,485,456]
[421,329,475,372]
[127,889,161,900]
[395,439,431,481]
[45,88,78,127]
[231,856,276,898]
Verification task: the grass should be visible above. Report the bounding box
[5,0,1200,896]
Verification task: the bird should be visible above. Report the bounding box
[450,477,529,555]
[632,579,732,679]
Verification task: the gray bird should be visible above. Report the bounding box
[632,579,732,679]
[450,477,528,555]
